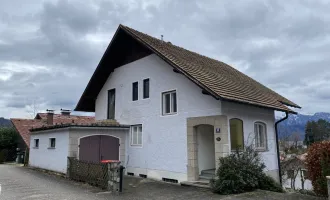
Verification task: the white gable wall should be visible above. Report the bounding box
[29,129,69,173]
[95,54,222,181]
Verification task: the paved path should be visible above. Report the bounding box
[0,164,323,200]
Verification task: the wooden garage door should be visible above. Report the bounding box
[79,135,120,163]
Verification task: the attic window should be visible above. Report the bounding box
[132,82,138,101]
[162,90,177,115]
[143,79,150,99]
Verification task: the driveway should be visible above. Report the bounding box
[0,164,323,200]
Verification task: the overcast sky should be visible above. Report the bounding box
[0,0,329,118]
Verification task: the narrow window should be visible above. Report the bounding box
[34,139,39,148]
[162,90,177,115]
[132,82,138,101]
[131,125,142,146]
[254,122,267,150]
[107,89,116,119]
[230,118,244,151]
[143,79,150,99]
[49,138,56,148]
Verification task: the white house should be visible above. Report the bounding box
[30,24,300,184]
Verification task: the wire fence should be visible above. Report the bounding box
[67,157,109,189]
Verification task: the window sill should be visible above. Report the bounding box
[162,112,177,116]
[33,147,39,149]
[48,147,56,149]
[255,148,268,152]
[130,145,142,148]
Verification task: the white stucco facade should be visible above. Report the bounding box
[29,127,129,174]
[30,129,69,173]
[95,54,280,182]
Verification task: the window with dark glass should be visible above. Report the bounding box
[49,138,56,148]
[143,79,150,99]
[132,82,138,101]
[107,89,116,119]
[34,139,39,148]
[162,90,177,115]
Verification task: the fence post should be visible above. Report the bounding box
[66,157,71,178]
[327,176,330,199]
[119,165,125,192]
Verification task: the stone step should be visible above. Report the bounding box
[199,175,213,180]
[201,169,215,176]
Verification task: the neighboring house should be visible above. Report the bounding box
[11,110,94,168]
[29,25,300,183]
[282,153,312,190]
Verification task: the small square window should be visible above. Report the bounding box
[49,138,56,148]
[143,79,150,99]
[162,90,177,115]
[132,82,138,101]
[131,125,142,146]
[34,139,39,148]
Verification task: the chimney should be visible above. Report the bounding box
[161,35,164,41]
[46,109,54,125]
[61,108,71,116]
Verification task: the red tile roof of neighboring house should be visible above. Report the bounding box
[11,113,95,148]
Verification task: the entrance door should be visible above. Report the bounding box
[107,89,116,119]
[79,135,120,163]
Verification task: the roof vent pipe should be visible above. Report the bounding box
[46,109,54,125]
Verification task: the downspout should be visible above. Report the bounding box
[274,112,289,186]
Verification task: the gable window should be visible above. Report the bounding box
[254,122,267,150]
[34,139,39,148]
[131,125,142,146]
[230,118,244,151]
[107,89,116,119]
[162,90,177,115]
[132,82,138,101]
[143,79,150,99]
[49,138,56,148]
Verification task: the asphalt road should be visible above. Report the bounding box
[0,164,323,200]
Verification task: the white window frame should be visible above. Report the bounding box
[162,90,177,115]
[34,139,39,148]
[254,122,267,151]
[49,138,56,148]
[130,125,142,146]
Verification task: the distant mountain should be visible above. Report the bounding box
[277,112,330,141]
[0,117,12,127]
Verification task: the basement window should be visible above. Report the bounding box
[49,138,56,148]
[162,90,177,115]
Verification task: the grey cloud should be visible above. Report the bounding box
[1,0,330,117]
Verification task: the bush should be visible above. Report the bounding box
[210,147,284,194]
[306,141,330,197]
[0,150,5,163]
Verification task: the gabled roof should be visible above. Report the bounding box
[75,24,300,113]
[11,113,95,147]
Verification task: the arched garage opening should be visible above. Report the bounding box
[79,135,120,163]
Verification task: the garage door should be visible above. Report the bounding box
[79,135,119,163]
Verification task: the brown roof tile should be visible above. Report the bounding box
[120,25,300,112]
[11,113,95,147]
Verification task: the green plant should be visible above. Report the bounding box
[210,147,283,194]
[306,141,330,197]
[0,150,5,163]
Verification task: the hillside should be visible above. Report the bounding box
[0,117,12,127]
[277,112,330,140]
